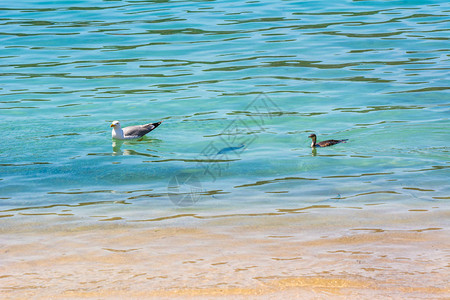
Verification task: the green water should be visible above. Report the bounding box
[1,0,449,223]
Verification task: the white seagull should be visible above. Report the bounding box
[110,120,162,140]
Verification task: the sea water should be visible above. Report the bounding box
[0,0,449,297]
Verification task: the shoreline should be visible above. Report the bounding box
[1,204,449,299]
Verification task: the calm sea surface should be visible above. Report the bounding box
[1,0,450,297]
[1,0,448,221]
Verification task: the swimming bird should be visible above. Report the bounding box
[309,133,348,148]
[110,120,162,140]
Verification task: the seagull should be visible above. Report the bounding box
[110,120,162,140]
[309,133,348,148]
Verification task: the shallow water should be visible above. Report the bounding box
[1,0,449,298]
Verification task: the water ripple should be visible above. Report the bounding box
[0,0,448,222]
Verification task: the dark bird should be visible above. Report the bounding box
[309,133,348,148]
[110,120,162,140]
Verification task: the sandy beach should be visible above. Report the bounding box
[1,204,449,299]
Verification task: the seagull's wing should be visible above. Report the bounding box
[123,122,162,139]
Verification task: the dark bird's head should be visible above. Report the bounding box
[308,134,316,139]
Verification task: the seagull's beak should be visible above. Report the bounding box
[110,124,115,128]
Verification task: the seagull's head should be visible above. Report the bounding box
[110,120,121,128]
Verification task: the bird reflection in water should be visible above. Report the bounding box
[112,139,161,157]
[112,140,124,155]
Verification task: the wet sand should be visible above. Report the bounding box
[1,204,449,299]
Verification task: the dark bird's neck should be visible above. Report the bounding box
[310,136,317,148]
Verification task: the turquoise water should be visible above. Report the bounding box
[1,0,449,222]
